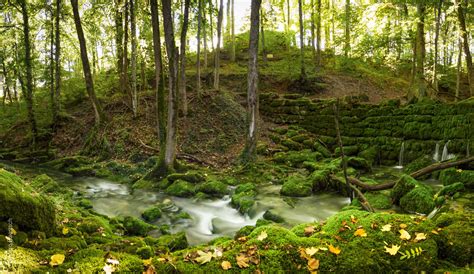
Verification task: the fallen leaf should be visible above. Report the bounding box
[415,233,426,242]
[236,254,250,268]
[304,226,315,236]
[106,258,120,265]
[381,224,392,232]
[399,229,411,240]
[103,264,115,274]
[354,228,367,237]
[299,247,311,260]
[384,244,400,256]
[307,258,320,271]
[399,223,407,229]
[257,230,268,241]
[328,244,341,255]
[221,260,232,270]
[62,227,69,235]
[9,227,17,236]
[143,258,152,266]
[371,223,378,229]
[350,215,357,224]
[305,247,319,256]
[195,250,213,264]
[50,254,65,267]
[431,230,439,235]
[238,236,247,242]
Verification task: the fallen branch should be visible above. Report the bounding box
[333,101,353,201]
[329,175,374,212]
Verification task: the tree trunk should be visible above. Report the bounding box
[54,0,61,126]
[123,1,130,97]
[316,0,321,66]
[161,0,179,172]
[456,38,462,102]
[287,0,290,51]
[260,7,267,64]
[19,0,38,146]
[243,0,261,163]
[115,0,124,94]
[344,0,350,57]
[197,0,202,94]
[432,0,443,95]
[49,3,56,125]
[130,0,138,117]
[203,3,208,69]
[310,0,316,61]
[298,0,305,78]
[213,0,224,89]
[414,3,426,99]
[179,0,190,116]
[150,0,166,165]
[231,0,235,62]
[455,0,473,97]
[71,0,102,125]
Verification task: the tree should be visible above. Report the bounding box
[179,0,190,116]
[130,0,138,117]
[231,0,236,62]
[114,0,124,94]
[71,0,102,125]
[315,0,321,67]
[197,0,203,93]
[53,0,61,126]
[242,0,262,162]
[413,2,426,99]
[455,0,473,97]
[213,0,224,89]
[432,0,443,95]
[343,0,350,57]
[298,0,305,78]
[19,0,38,146]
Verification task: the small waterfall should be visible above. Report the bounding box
[433,142,440,162]
[441,141,454,161]
[395,142,405,169]
[427,207,440,219]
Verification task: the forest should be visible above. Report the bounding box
[0,0,473,272]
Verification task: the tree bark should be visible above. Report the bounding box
[344,0,350,57]
[115,0,124,94]
[54,0,61,125]
[123,1,130,97]
[49,3,56,125]
[161,0,179,172]
[197,0,202,94]
[71,0,102,125]
[315,0,321,67]
[19,0,38,146]
[242,0,261,163]
[298,0,305,78]
[455,0,473,97]
[432,0,443,95]
[333,101,352,201]
[310,0,316,62]
[213,0,224,89]
[260,7,267,64]
[455,37,462,102]
[130,0,138,117]
[203,2,208,69]
[413,3,426,99]
[179,0,190,116]
[231,0,235,62]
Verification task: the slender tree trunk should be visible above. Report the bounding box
[231,0,235,62]
[260,7,267,64]
[197,0,202,94]
[298,0,305,78]
[115,0,124,94]
[455,0,473,97]
[287,0,290,51]
[243,0,261,162]
[180,0,190,116]
[213,0,224,89]
[161,0,179,172]
[456,38,462,102]
[203,3,208,68]
[210,0,215,52]
[150,0,166,165]
[344,0,350,57]
[123,1,130,97]
[71,0,102,125]
[54,0,61,125]
[226,0,231,43]
[310,0,316,61]
[414,3,426,99]
[130,0,138,117]
[316,0,321,66]
[433,0,443,95]
[49,3,56,124]
[19,0,38,146]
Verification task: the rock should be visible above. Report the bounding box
[123,216,156,236]
[196,180,229,197]
[231,183,257,214]
[313,141,332,158]
[405,155,433,175]
[165,179,196,197]
[439,168,474,189]
[280,174,313,197]
[335,146,359,157]
[399,185,435,214]
[136,246,154,259]
[358,147,378,166]
[436,182,464,198]
[263,210,285,223]
[141,206,162,222]
[391,175,417,203]
[167,171,206,184]
[31,174,60,193]
[0,169,56,236]
[274,149,323,167]
[346,157,371,173]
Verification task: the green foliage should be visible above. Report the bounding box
[141,206,162,222]
[280,174,313,197]
[165,179,196,197]
[122,216,156,236]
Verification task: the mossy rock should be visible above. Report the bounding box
[280,174,313,197]
[273,149,323,167]
[399,185,435,214]
[33,235,87,251]
[231,183,257,214]
[405,155,433,175]
[439,168,474,189]
[435,182,464,198]
[196,180,229,197]
[76,216,113,235]
[30,174,60,193]
[167,171,206,184]
[153,232,188,251]
[0,169,56,236]
[346,157,371,173]
[123,216,156,236]
[165,179,196,197]
[136,246,154,259]
[358,146,378,166]
[335,145,359,156]
[309,169,330,190]
[391,174,417,203]
[313,141,332,158]
[78,198,93,209]
[263,210,285,223]
[141,206,162,222]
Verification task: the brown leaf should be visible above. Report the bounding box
[350,215,357,224]
[371,223,378,229]
[221,261,232,270]
[304,226,315,236]
[236,254,250,268]
[307,258,320,271]
[399,223,407,229]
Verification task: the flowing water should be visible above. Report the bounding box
[394,142,405,169]
[433,142,440,162]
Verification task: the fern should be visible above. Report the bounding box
[399,247,423,260]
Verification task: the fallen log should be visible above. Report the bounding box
[348,156,474,191]
[329,174,374,212]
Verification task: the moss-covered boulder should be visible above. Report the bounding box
[263,210,285,223]
[391,174,417,203]
[358,147,378,166]
[405,155,433,175]
[167,171,206,184]
[399,185,435,214]
[231,183,257,214]
[31,174,60,194]
[439,168,474,189]
[196,180,229,197]
[346,157,371,173]
[280,174,313,197]
[309,169,331,190]
[141,206,162,222]
[313,141,332,158]
[123,216,156,236]
[352,192,392,210]
[274,149,322,167]
[0,169,57,236]
[165,179,196,197]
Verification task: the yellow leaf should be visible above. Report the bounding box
[305,247,319,256]
[384,244,400,256]
[195,251,213,264]
[399,223,407,229]
[257,230,268,241]
[399,229,411,240]
[9,227,17,236]
[62,227,69,235]
[221,261,232,270]
[350,215,357,224]
[328,244,341,255]
[143,258,153,266]
[307,258,320,271]
[381,224,392,232]
[354,228,367,237]
[415,233,426,242]
[431,230,439,235]
[103,264,115,274]
[304,226,315,236]
[236,254,250,268]
[50,254,65,267]
[456,169,462,173]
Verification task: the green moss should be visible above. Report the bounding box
[231,183,257,214]
[439,168,474,189]
[346,157,371,173]
[78,198,93,209]
[274,149,322,167]
[0,247,41,272]
[280,174,313,197]
[358,146,378,166]
[313,141,332,158]
[391,174,417,203]
[399,185,435,214]
[77,216,113,235]
[31,174,60,193]
[309,169,330,190]
[263,210,285,223]
[436,216,474,266]
[153,232,188,251]
[356,192,392,209]
[167,171,206,184]
[405,155,433,175]
[123,216,156,236]
[136,246,154,259]
[0,169,57,236]
[165,179,196,197]
[335,145,359,156]
[141,206,162,222]
[436,182,464,198]
[131,179,155,189]
[196,180,229,197]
